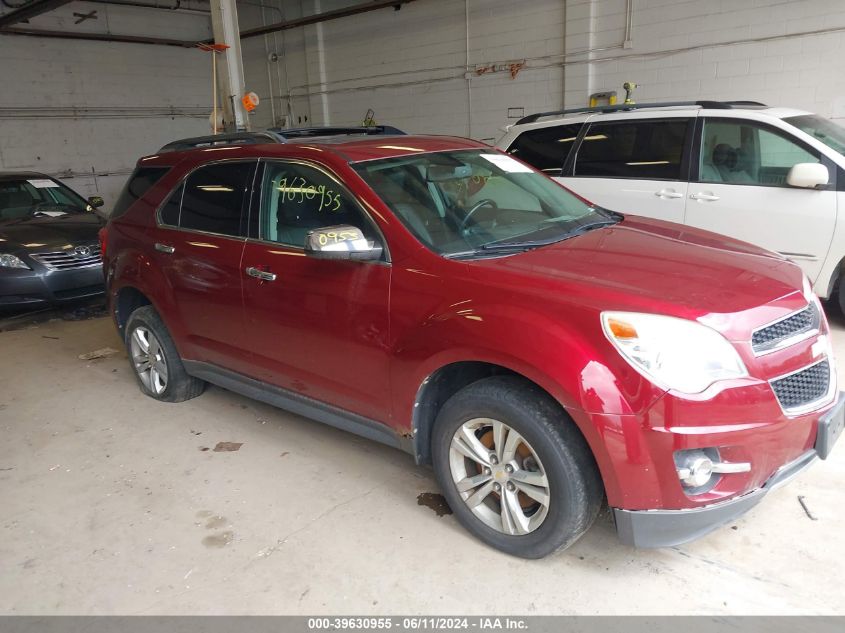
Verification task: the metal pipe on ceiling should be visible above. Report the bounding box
[85,0,211,15]
[235,0,418,40]
[0,0,420,48]
[0,0,73,27]
[0,26,198,46]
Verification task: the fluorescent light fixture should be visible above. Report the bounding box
[561,134,608,142]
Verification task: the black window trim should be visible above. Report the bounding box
[154,158,260,242]
[111,165,173,220]
[566,116,695,182]
[691,116,838,190]
[506,121,585,177]
[246,157,392,265]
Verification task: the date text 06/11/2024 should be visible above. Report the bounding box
[306,617,529,630]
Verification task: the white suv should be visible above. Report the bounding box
[497,101,845,308]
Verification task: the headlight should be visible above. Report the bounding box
[0,254,30,269]
[601,311,747,394]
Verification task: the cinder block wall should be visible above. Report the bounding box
[240,0,567,143]
[3,0,844,207]
[567,0,845,120]
[0,2,213,204]
[241,0,845,147]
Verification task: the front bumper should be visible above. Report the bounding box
[613,392,844,547]
[0,265,104,306]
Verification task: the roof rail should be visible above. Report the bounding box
[158,125,407,153]
[267,125,406,138]
[158,131,285,153]
[514,100,768,125]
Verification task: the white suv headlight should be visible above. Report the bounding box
[0,254,30,269]
[601,312,747,394]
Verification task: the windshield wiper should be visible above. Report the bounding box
[566,219,617,235]
[479,220,616,252]
[443,243,541,259]
[480,239,561,251]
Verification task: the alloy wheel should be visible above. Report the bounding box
[129,326,168,395]
[448,417,550,535]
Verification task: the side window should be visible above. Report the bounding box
[573,119,689,180]
[699,120,820,186]
[179,162,255,236]
[112,167,170,219]
[259,162,376,249]
[159,184,183,226]
[506,123,582,174]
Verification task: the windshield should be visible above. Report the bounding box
[0,177,89,222]
[353,150,616,257]
[785,114,845,155]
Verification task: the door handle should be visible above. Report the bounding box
[689,192,720,201]
[654,188,684,199]
[246,266,277,282]
[154,243,175,254]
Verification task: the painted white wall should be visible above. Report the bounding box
[239,0,845,147]
[565,0,845,120]
[241,0,567,143]
[3,0,844,206]
[0,2,213,205]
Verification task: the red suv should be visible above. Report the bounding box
[102,131,844,558]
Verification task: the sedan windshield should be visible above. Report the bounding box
[0,178,89,222]
[785,114,845,155]
[353,150,617,257]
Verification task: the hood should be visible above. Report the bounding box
[469,216,804,319]
[0,213,103,253]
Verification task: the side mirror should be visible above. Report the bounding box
[786,163,829,189]
[304,225,383,261]
[87,196,105,209]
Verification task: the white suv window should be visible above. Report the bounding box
[572,119,689,181]
[507,123,582,174]
[699,119,820,187]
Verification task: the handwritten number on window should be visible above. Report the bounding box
[276,175,343,212]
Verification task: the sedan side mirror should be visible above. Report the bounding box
[87,196,105,209]
[786,163,829,189]
[304,225,383,261]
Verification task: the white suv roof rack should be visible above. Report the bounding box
[515,100,768,125]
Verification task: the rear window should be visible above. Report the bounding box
[111,167,170,219]
[507,123,582,174]
[178,162,255,236]
[573,119,690,180]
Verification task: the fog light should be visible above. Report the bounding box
[676,450,713,487]
[674,448,751,494]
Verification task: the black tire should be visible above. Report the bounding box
[431,376,603,558]
[124,305,205,403]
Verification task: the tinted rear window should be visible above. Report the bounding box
[179,162,255,236]
[507,123,582,174]
[111,167,171,219]
[573,119,690,180]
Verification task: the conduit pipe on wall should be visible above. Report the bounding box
[0,106,209,118]
[465,0,471,138]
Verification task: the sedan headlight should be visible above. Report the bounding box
[601,312,747,394]
[0,254,30,269]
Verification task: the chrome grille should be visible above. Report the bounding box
[752,304,819,355]
[30,245,102,271]
[770,359,832,413]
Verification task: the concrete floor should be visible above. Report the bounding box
[1,305,844,615]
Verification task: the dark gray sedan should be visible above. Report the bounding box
[0,172,106,308]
